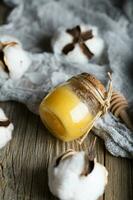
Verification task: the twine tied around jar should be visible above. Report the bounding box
[77,72,112,145]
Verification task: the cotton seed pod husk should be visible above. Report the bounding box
[48,149,108,200]
[52,24,105,64]
[0,35,31,79]
[0,108,14,149]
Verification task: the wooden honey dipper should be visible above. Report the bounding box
[110,91,133,130]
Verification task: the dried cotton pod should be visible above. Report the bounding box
[0,35,31,79]
[0,108,14,149]
[52,25,105,64]
[48,140,108,200]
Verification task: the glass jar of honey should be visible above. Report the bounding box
[39,73,107,142]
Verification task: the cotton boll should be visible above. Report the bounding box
[3,44,31,79]
[52,25,105,64]
[0,36,31,80]
[0,108,14,149]
[48,149,108,200]
[52,31,88,64]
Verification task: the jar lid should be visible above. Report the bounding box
[75,73,106,99]
[82,73,106,95]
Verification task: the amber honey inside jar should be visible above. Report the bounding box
[39,73,106,142]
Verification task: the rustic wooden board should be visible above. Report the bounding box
[0,102,105,200]
[0,2,133,200]
[0,102,132,200]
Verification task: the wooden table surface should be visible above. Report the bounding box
[0,2,133,200]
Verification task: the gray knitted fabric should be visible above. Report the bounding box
[0,0,133,157]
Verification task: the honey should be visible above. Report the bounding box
[39,73,107,142]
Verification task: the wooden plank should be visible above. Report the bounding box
[0,102,32,200]
[104,151,133,200]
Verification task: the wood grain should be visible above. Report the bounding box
[0,1,133,200]
[105,151,133,200]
